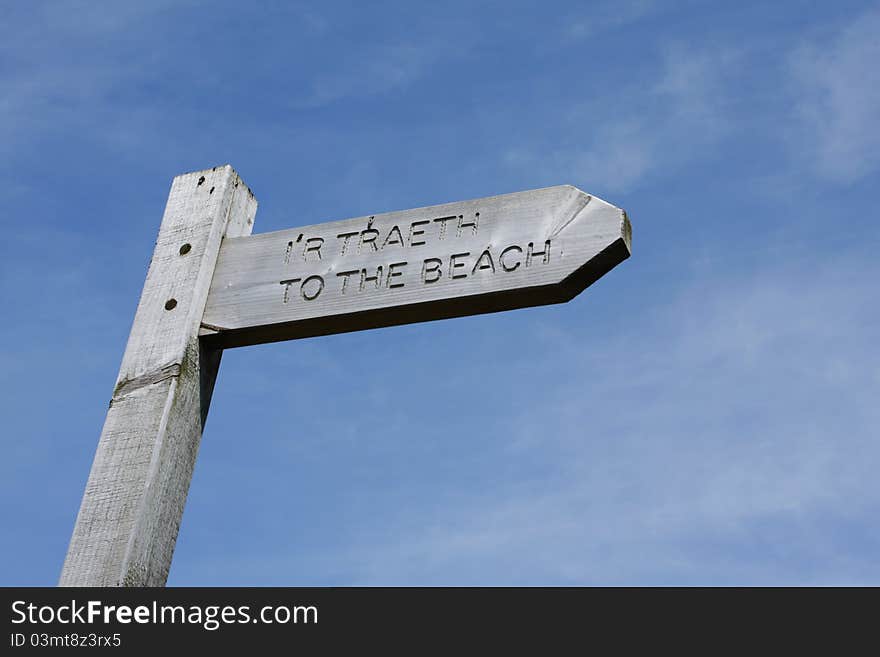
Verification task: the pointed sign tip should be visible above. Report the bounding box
[621,210,633,255]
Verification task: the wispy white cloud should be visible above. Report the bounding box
[0,2,187,160]
[285,249,880,584]
[506,40,743,193]
[291,42,437,109]
[788,9,880,184]
[563,0,657,41]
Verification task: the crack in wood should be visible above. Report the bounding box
[112,362,182,400]
[199,321,229,332]
[549,192,591,240]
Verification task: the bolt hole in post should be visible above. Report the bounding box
[179,243,192,255]
[164,298,178,311]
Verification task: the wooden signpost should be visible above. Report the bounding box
[60,165,631,586]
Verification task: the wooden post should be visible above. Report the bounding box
[60,165,257,586]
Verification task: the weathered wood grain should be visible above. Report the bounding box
[60,165,257,586]
[202,185,630,348]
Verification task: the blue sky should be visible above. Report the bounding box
[1,0,878,585]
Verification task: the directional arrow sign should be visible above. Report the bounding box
[201,185,631,348]
[62,170,631,589]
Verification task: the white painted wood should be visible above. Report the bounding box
[60,165,257,586]
[202,186,630,348]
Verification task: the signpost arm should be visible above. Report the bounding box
[60,165,258,586]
